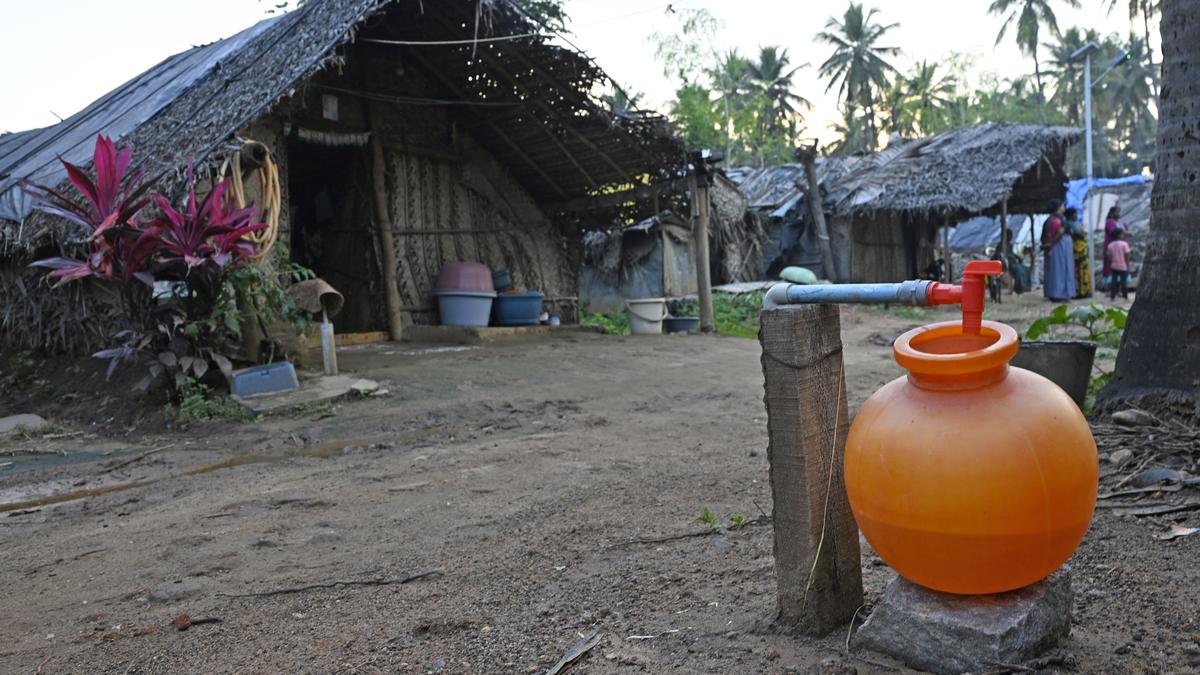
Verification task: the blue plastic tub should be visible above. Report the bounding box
[491,269,514,292]
[231,361,299,398]
[492,291,545,326]
[436,290,496,327]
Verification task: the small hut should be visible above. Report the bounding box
[827,123,1080,282]
[577,172,764,313]
[0,0,688,354]
[730,123,1081,283]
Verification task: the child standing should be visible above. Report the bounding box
[1106,229,1132,300]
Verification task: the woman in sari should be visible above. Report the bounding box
[1042,202,1076,301]
[1064,207,1092,298]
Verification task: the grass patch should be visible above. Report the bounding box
[176,379,248,421]
[712,291,764,338]
[581,291,765,339]
[866,305,931,321]
[580,310,631,335]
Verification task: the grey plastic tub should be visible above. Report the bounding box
[435,290,496,327]
[1010,340,1097,408]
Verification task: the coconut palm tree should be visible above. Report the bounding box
[1099,0,1199,416]
[904,61,958,134]
[988,0,1081,101]
[1043,26,1101,126]
[817,2,899,151]
[1105,34,1157,173]
[745,46,812,130]
[601,86,644,119]
[1106,0,1160,97]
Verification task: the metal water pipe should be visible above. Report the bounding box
[764,261,1003,334]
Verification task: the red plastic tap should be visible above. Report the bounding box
[925,260,1004,334]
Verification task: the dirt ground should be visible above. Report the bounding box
[4,291,1197,674]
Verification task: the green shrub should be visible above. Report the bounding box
[176,378,247,421]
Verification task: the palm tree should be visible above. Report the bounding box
[1099,0,1199,417]
[601,86,644,119]
[1106,34,1157,173]
[988,0,1081,101]
[904,61,958,134]
[1043,27,1101,126]
[881,79,916,136]
[745,46,811,131]
[828,105,869,155]
[816,2,900,151]
[1106,0,1160,97]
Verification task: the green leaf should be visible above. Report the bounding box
[1105,307,1128,329]
[223,311,241,337]
[1026,317,1051,340]
[697,508,717,526]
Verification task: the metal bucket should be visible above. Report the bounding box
[1010,340,1098,408]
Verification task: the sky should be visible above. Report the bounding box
[0,0,1155,142]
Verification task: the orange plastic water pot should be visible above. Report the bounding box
[844,319,1098,594]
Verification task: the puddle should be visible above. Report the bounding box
[0,428,440,514]
[1,446,146,476]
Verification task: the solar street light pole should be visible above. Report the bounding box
[1071,42,1131,293]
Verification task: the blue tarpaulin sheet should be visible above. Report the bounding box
[1064,176,1147,214]
[947,214,1049,251]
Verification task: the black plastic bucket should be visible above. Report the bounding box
[663,316,700,335]
[1010,340,1098,408]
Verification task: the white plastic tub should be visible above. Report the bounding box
[626,298,667,335]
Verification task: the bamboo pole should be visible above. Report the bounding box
[691,173,715,333]
[369,132,405,342]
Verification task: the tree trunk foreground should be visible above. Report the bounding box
[1098,0,1200,418]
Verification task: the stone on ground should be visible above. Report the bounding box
[853,570,1072,674]
[0,414,48,435]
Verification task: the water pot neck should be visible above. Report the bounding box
[893,320,1019,391]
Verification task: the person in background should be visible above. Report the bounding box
[1107,228,1132,300]
[1064,207,1092,298]
[1041,201,1076,301]
[1102,205,1124,286]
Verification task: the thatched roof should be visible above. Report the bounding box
[728,124,1080,225]
[827,123,1080,218]
[0,0,686,253]
[726,157,859,219]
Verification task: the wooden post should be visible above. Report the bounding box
[796,145,837,282]
[691,173,715,333]
[943,214,952,282]
[1028,215,1038,279]
[759,304,863,636]
[369,131,405,342]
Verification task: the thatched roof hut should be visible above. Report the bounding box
[730,123,1081,282]
[829,123,1080,219]
[0,0,690,353]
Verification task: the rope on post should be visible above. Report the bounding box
[221,141,282,263]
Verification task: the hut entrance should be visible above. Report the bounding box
[287,140,384,333]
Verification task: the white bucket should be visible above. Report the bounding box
[626,298,667,335]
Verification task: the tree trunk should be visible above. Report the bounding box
[1098,0,1200,419]
[1033,46,1044,103]
[1145,9,1160,100]
[795,146,838,282]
